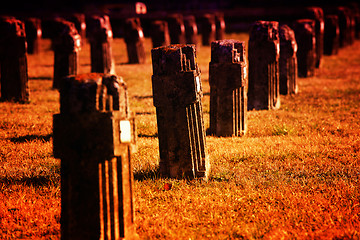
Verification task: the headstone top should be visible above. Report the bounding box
[210,39,245,63]
[250,20,279,42]
[0,17,26,39]
[151,44,198,75]
[60,74,128,114]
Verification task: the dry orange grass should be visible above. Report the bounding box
[0,33,359,239]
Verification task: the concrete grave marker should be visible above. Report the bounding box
[248,21,280,110]
[53,73,138,240]
[209,39,247,136]
[151,44,210,179]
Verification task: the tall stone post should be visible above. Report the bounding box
[87,15,115,74]
[53,73,138,240]
[248,21,280,110]
[324,15,340,55]
[198,14,216,46]
[151,44,210,179]
[24,17,42,54]
[166,13,186,44]
[279,24,298,95]
[123,18,146,64]
[0,17,30,102]
[305,7,324,68]
[183,15,199,48]
[52,19,81,89]
[209,39,247,137]
[150,20,170,48]
[292,19,316,78]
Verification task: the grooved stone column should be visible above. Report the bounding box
[248,21,280,110]
[87,15,115,74]
[123,18,146,64]
[52,19,81,89]
[150,20,170,48]
[209,39,247,137]
[279,24,298,95]
[324,15,340,55]
[292,19,316,78]
[0,17,30,102]
[53,73,138,240]
[151,44,210,179]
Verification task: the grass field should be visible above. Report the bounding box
[0,32,359,239]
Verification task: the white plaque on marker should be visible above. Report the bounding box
[119,120,131,143]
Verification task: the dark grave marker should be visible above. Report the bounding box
[334,7,353,47]
[198,14,216,46]
[151,44,210,179]
[87,15,115,74]
[183,15,199,48]
[65,13,87,46]
[150,20,170,48]
[0,16,30,102]
[214,12,226,40]
[324,15,340,55]
[248,21,280,110]
[305,7,324,68]
[24,17,42,54]
[53,73,138,240]
[209,39,247,137]
[52,19,81,89]
[123,18,146,64]
[165,13,186,44]
[292,19,316,78]
[279,24,298,95]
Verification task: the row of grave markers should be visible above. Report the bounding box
[1,5,360,239]
[1,5,355,102]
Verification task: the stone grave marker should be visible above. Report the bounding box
[87,15,115,74]
[123,18,146,64]
[248,20,280,110]
[53,73,138,240]
[151,44,210,179]
[52,19,81,89]
[0,16,30,102]
[209,39,247,136]
[292,19,316,78]
[279,24,298,95]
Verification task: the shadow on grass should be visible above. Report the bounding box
[133,95,153,100]
[9,134,52,143]
[134,167,160,181]
[0,175,59,187]
[138,133,158,138]
[136,111,154,115]
[28,76,52,80]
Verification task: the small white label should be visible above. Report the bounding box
[139,30,144,38]
[276,42,280,56]
[107,30,113,38]
[119,120,131,143]
[195,76,201,93]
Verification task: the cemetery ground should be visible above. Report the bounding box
[0,32,359,239]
